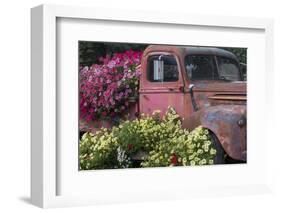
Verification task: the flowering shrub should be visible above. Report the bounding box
[79,128,131,169]
[79,108,217,170]
[140,115,217,167]
[80,50,142,122]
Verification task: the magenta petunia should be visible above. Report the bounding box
[79,50,143,122]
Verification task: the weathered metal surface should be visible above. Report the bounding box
[140,45,247,161]
[208,95,246,101]
[190,80,246,92]
[139,46,188,118]
[182,105,246,161]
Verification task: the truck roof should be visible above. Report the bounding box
[145,45,238,61]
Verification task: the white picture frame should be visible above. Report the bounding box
[31,4,274,208]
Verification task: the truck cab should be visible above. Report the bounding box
[139,45,247,162]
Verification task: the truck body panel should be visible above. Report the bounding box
[139,45,247,161]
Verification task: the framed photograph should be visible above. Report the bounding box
[31,4,274,208]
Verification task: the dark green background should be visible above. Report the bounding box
[79,41,247,79]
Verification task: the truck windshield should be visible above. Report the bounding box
[185,55,242,81]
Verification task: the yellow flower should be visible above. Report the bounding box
[210,148,217,155]
[194,157,200,162]
[206,140,211,146]
[197,149,203,154]
[152,110,161,115]
[201,159,207,164]
[202,144,209,152]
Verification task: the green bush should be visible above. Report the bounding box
[79,128,122,169]
[79,108,217,170]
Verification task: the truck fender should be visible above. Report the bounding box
[182,105,246,161]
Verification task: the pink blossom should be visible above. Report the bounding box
[79,50,142,122]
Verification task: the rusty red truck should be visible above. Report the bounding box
[81,45,247,163]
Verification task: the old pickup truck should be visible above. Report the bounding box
[81,45,247,163]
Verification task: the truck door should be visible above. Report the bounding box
[139,53,186,117]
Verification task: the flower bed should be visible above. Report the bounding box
[79,50,142,124]
[79,108,217,170]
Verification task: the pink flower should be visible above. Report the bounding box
[104,90,111,98]
[85,115,92,122]
[79,50,143,122]
[107,60,116,68]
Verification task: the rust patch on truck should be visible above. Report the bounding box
[182,105,246,161]
[208,94,247,101]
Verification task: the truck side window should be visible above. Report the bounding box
[147,55,179,82]
[185,55,218,80]
[217,57,241,81]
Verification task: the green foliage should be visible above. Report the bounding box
[79,128,122,170]
[79,42,247,66]
[79,41,147,66]
[222,47,247,64]
[79,108,217,170]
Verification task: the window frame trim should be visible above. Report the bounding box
[146,52,182,84]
